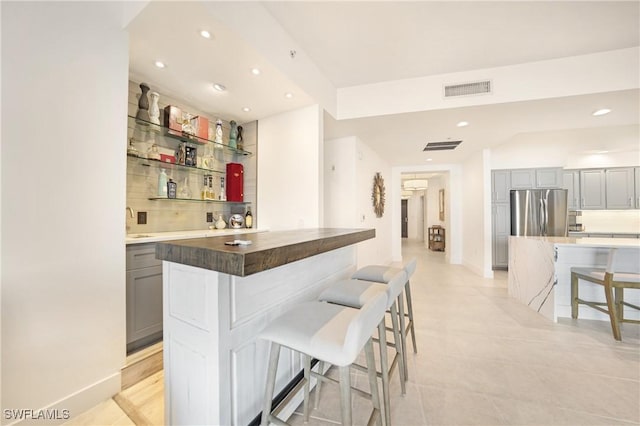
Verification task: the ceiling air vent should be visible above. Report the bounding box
[423,141,462,151]
[444,80,491,98]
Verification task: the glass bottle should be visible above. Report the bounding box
[245,208,253,228]
[158,169,168,197]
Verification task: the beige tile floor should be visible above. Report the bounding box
[68,239,640,425]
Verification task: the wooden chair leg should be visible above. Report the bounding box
[571,272,579,319]
[614,287,624,323]
[262,343,281,426]
[339,365,352,425]
[603,276,621,341]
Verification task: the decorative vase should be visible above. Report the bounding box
[135,82,151,122]
[237,125,244,151]
[215,214,226,229]
[149,91,160,125]
[228,120,238,149]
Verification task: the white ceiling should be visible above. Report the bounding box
[127,1,640,168]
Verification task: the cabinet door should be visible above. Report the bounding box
[606,168,634,209]
[127,243,162,270]
[492,203,510,268]
[126,265,163,344]
[580,169,606,209]
[636,168,640,209]
[492,171,510,203]
[536,168,561,188]
[510,169,536,189]
[562,171,580,210]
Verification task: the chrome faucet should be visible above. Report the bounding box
[126,207,134,218]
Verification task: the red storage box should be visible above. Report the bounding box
[226,163,244,202]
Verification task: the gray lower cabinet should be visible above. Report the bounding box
[492,203,510,268]
[126,243,163,353]
[605,167,635,209]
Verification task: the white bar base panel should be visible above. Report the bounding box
[162,246,356,426]
[509,236,640,322]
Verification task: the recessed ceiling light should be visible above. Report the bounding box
[426,158,433,162]
[456,121,469,127]
[595,150,609,154]
[251,68,261,75]
[242,107,251,112]
[200,30,211,39]
[284,92,293,99]
[213,83,226,92]
[154,61,166,69]
[592,108,611,116]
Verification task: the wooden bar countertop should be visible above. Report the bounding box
[155,228,375,277]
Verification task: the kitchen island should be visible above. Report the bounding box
[509,236,640,322]
[155,228,375,426]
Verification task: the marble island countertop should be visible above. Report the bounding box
[512,236,640,248]
[126,228,266,245]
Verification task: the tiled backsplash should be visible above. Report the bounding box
[580,210,640,233]
[126,81,257,234]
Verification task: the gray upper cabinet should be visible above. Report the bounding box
[562,170,580,210]
[536,168,562,188]
[636,167,640,209]
[580,169,606,210]
[606,168,635,209]
[492,171,510,203]
[510,169,536,189]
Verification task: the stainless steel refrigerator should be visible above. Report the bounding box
[510,189,568,236]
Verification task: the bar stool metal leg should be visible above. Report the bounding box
[314,361,324,409]
[389,302,406,395]
[339,365,352,425]
[364,338,383,426]
[404,280,418,354]
[378,320,390,426]
[262,342,281,426]
[397,294,409,380]
[303,354,311,422]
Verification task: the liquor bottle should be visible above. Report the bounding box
[158,169,168,197]
[245,208,253,228]
[201,176,208,200]
[219,176,227,201]
[167,179,177,199]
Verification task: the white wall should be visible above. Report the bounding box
[491,125,639,170]
[461,150,493,278]
[258,104,323,230]
[2,2,128,422]
[324,136,393,267]
[324,137,357,227]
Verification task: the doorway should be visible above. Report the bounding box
[401,199,408,238]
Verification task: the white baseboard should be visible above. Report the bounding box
[6,373,121,426]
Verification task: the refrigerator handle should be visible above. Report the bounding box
[539,198,545,235]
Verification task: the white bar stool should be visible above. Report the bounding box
[351,258,418,380]
[317,271,407,426]
[259,291,387,426]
